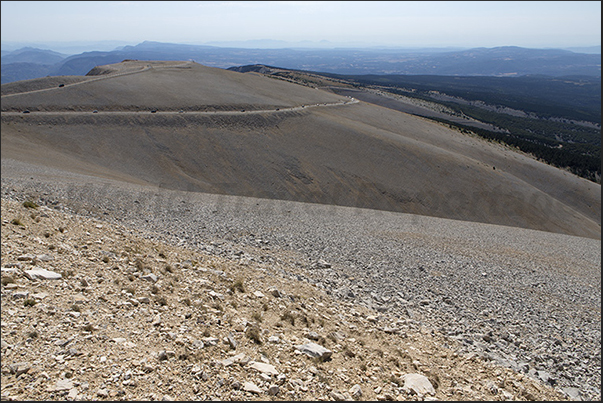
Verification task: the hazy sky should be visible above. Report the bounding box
[1,1,601,49]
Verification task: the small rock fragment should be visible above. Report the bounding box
[402,373,436,396]
[96,388,109,398]
[141,273,158,282]
[267,384,279,396]
[249,361,279,376]
[243,381,261,394]
[268,286,283,298]
[226,332,237,349]
[9,362,30,376]
[52,379,73,392]
[294,342,332,360]
[24,268,62,280]
[349,384,362,399]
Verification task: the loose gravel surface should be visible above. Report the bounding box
[1,159,600,400]
[1,197,569,402]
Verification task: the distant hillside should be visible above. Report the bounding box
[233,65,600,183]
[1,47,68,64]
[315,73,602,124]
[0,62,54,84]
[1,47,69,84]
[0,41,600,84]
[563,45,601,54]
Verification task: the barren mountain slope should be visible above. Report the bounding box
[0,60,343,111]
[1,60,600,239]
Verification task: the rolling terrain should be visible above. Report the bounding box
[1,60,600,239]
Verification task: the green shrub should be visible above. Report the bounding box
[22,200,38,209]
[23,299,37,307]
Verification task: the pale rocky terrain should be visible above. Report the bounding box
[1,197,572,401]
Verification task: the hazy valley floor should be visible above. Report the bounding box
[1,158,600,400]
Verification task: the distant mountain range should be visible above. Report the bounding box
[1,41,601,84]
[1,47,69,65]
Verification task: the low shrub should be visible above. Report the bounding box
[23,299,37,307]
[1,276,15,286]
[23,200,38,209]
[246,326,262,344]
[280,311,296,326]
[252,311,263,323]
[231,278,246,293]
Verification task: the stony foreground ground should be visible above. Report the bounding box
[1,196,573,402]
[1,156,601,401]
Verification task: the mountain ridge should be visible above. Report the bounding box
[2,42,600,84]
